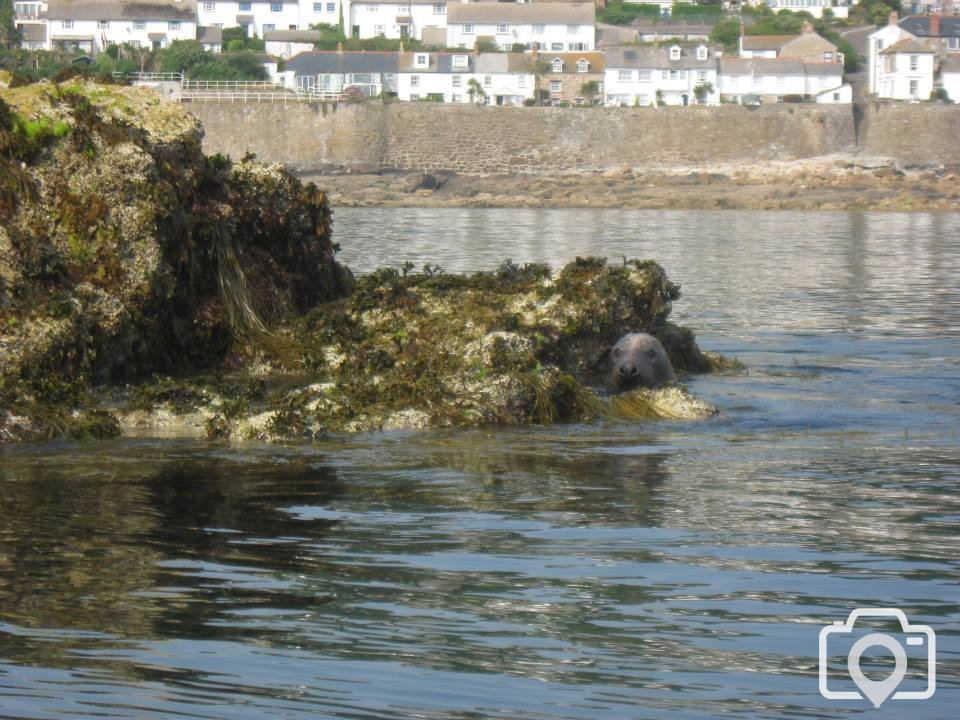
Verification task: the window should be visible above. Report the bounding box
[327,2,335,10]
[204,1,215,11]
[239,2,251,9]
[551,42,563,51]
[496,23,508,34]
[169,21,181,31]
[617,70,632,82]
[696,46,707,61]
[551,58,564,72]
[98,20,109,29]
[669,46,681,60]
[875,39,884,51]
[518,75,526,87]
[483,75,491,87]
[434,4,445,14]
[271,2,282,11]
[263,24,275,31]
[532,24,544,34]
[568,42,586,51]
[566,25,579,33]
[452,75,462,87]
[128,40,140,48]
[576,59,589,73]
[949,38,959,50]
[637,70,651,81]
[457,43,465,49]
[410,75,419,87]
[410,94,419,101]
[463,23,474,34]
[752,74,762,87]
[452,94,461,103]
[375,24,384,35]
[697,70,707,82]
[550,80,561,93]
[415,53,428,67]
[909,54,918,71]
[823,51,833,62]
[452,54,468,69]
[313,2,322,10]
[909,79,918,97]
[833,92,840,102]
[134,21,145,31]
[369,4,379,11]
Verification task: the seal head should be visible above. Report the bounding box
[610,333,676,391]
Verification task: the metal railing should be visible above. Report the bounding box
[182,79,279,90]
[176,89,344,103]
[112,71,185,83]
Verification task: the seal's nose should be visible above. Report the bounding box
[618,365,639,377]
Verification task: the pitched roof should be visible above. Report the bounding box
[197,26,221,44]
[880,37,938,54]
[46,0,197,21]
[264,30,326,43]
[741,35,797,51]
[605,44,716,71]
[474,52,534,74]
[900,14,960,38]
[287,51,400,76]
[447,2,595,25]
[720,57,806,75]
[540,51,605,71]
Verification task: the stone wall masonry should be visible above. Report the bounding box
[188,100,959,174]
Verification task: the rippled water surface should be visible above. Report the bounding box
[2,210,959,719]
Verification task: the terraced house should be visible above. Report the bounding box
[445,2,595,52]
[603,44,719,106]
[45,0,198,53]
[346,0,449,42]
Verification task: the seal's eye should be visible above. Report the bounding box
[612,347,622,356]
[647,349,657,358]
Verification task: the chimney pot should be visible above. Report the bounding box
[930,12,941,37]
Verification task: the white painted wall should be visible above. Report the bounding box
[48,18,197,52]
[603,66,718,106]
[867,22,911,95]
[942,71,960,103]
[717,70,808,98]
[447,21,594,52]
[197,1,340,38]
[348,2,448,41]
[875,51,935,99]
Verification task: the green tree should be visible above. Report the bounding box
[156,40,208,74]
[693,81,714,104]
[580,80,600,104]
[1,0,19,50]
[466,77,486,104]
[596,1,659,26]
[531,57,550,106]
[709,19,741,52]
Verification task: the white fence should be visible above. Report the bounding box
[111,72,343,103]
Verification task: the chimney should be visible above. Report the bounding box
[930,12,941,37]
[336,41,343,55]
[888,10,898,27]
[801,20,814,34]
[738,19,744,56]
[531,43,538,61]
[473,38,480,56]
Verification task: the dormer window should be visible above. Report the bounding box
[670,45,681,60]
[576,58,589,73]
[551,58,564,72]
[415,53,429,67]
[452,54,468,69]
[696,45,707,61]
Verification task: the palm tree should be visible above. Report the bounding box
[467,78,487,105]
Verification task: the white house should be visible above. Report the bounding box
[867,12,915,96]
[264,28,324,58]
[941,54,960,102]
[603,44,720,106]
[346,0,448,41]
[396,50,475,102]
[45,0,198,53]
[473,52,535,105]
[446,2,595,52]
[718,57,845,103]
[286,49,399,95]
[197,0,341,39]
[13,1,48,49]
[875,37,937,100]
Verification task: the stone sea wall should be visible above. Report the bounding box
[189,101,958,174]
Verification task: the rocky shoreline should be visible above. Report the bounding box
[304,157,960,212]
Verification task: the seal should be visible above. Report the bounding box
[609,333,676,390]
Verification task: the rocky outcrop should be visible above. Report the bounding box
[0,81,351,442]
[0,81,729,443]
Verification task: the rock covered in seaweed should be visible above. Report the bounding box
[136,257,725,440]
[0,80,351,442]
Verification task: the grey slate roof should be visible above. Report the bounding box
[605,45,716,70]
[264,30,326,43]
[900,14,960,39]
[720,57,842,77]
[287,51,400,76]
[18,23,48,42]
[46,0,197,21]
[447,2,594,25]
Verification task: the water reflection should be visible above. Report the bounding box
[1,210,959,719]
